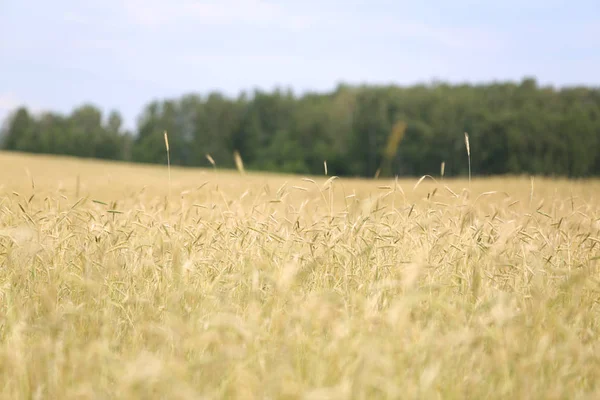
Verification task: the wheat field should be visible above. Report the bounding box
[1,150,600,399]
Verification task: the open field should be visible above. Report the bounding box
[1,150,600,399]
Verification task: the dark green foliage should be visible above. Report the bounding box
[1,104,131,162]
[2,78,600,177]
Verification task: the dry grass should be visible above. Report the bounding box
[1,150,600,399]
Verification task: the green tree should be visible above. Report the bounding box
[3,78,600,178]
[1,107,39,152]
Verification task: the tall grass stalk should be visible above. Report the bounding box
[206,154,216,172]
[234,150,245,174]
[164,131,171,197]
[464,132,471,187]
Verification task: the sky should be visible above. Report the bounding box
[1,0,599,130]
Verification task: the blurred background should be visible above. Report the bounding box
[1,0,599,178]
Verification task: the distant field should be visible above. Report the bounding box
[1,150,600,399]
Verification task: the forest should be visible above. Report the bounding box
[2,77,599,178]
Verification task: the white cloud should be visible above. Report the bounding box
[120,0,317,30]
[395,23,505,51]
[70,38,124,51]
[181,53,299,65]
[102,0,503,52]
[321,15,505,52]
[63,11,89,25]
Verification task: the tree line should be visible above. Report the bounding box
[2,77,600,178]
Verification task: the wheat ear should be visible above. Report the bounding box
[164,131,171,197]
[464,132,471,187]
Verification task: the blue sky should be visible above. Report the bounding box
[1,0,599,130]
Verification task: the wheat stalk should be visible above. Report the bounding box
[1,152,597,399]
[464,132,471,187]
[206,154,216,171]
[234,150,245,175]
[164,131,171,197]
[530,176,534,207]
